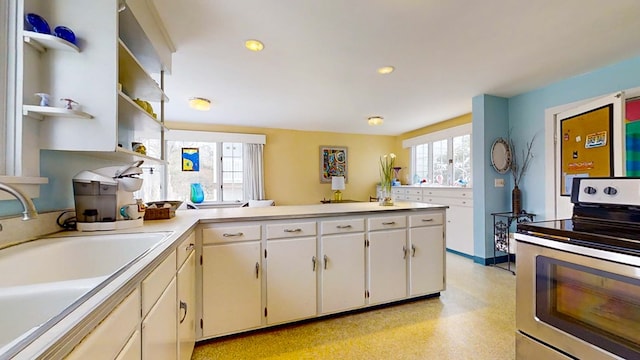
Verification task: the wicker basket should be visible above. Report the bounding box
[143,207,173,220]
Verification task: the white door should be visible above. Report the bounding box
[409,226,444,296]
[368,229,407,305]
[554,92,625,219]
[320,233,365,314]
[142,278,177,360]
[202,242,262,337]
[266,237,317,324]
[177,252,196,360]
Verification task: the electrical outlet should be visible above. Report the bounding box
[495,178,505,187]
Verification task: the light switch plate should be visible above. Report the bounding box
[495,178,505,187]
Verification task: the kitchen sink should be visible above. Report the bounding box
[0,231,170,352]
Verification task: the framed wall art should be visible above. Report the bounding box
[182,147,200,171]
[320,146,347,183]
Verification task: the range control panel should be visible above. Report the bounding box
[571,177,640,206]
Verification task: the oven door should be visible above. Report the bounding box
[516,234,640,360]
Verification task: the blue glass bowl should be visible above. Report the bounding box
[25,13,51,34]
[54,26,76,45]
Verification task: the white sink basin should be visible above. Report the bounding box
[0,231,169,351]
[0,232,169,287]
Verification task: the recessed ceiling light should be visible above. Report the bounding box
[368,116,384,126]
[377,66,395,75]
[245,39,264,52]
[189,97,211,111]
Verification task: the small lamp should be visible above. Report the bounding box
[331,176,345,201]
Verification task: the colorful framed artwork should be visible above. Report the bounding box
[320,146,347,183]
[182,147,200,171]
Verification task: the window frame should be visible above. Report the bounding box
[403,124,472,186]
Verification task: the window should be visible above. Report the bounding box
[403,124,472,186]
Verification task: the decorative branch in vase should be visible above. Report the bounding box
[379,153,396,206]
[509,133,537,214]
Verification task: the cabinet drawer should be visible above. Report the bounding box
[321,218,365,235]
[448,197,473,207]
[405,195,423,202]
[406,188,423,196]
[423,188,473,199]
[266,222,316,239]
[177,232,196,268]
[368,215,406,231]
[203,225,261,244]
[409,213,444,227]
[391,188,405,195]
[142,250,176,317]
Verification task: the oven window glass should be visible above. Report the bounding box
[536,256,640,359]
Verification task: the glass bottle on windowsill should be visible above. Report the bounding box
[190,183,204,204]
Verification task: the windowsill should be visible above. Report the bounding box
[0,176,48,200]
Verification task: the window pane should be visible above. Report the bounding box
[222,142,243,201]
[165,141,218,202]
[414,144,429,183]
[453,134,471,185]
[432,139,450,185]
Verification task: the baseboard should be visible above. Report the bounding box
[445,248,474,260]
[473,254,516,266]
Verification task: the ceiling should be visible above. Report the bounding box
[151,0,640,135]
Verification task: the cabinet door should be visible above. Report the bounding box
[321,233,365,313]
[446,205,474,256]
[177,252,196,360]
[142,278,177,360]
[115,330,141,360]
[409,226,445,296]
[368,229,407,304]
[202,242,262,337]
[266,237,317,324]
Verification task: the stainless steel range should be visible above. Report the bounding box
[515,177,640,360]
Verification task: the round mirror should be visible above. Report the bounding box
[491,138,512,174]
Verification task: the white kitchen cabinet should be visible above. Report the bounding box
[266,237,317,324]
[201,241,262,337]
[320,232,366,314]
[64,289,140,360]
[142,278,177,360]
[177,251,196,360]
[368,228,407,304]
[408,214,445,296]
[115,330,141,360]
[422,187,474,256]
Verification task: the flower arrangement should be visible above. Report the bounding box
[379,153,396,205]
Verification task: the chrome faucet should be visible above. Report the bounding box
[0,182,38,220]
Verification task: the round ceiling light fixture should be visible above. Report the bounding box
[245,39,264,52]
[189,97,211,111]
[377,66,395,75]
[367,116,384,126]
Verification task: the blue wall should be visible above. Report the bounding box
[472,55,640,263]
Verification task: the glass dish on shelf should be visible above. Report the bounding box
[25,13,51,34]
[53,26,76,45]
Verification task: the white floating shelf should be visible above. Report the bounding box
[23,105,93,120]
[23,31,80,53]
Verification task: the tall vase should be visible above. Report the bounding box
[379,185,394,206]
[512,185,522,214]
[190,183,205,204]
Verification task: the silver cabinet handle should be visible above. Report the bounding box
[403,246,407,259]
[312,256,316,271]
[284,228,302,233]
[223,232,243,237]
[336,225,352,229]
[179,301,188,324]
[411,244,416,257]
[255,262,260,279]
[185,243,195,251]
[382,221,396,225]
[421,218,434,222]
[323,254,328,270]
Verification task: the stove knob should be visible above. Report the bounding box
[584,186,597,195]
[603,186,618,195]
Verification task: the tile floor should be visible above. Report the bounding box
[192,253,516,359]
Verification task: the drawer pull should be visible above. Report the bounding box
[324,254,328,270]
[336,225,352,229]
[411,244,416,257]
[179,301,188,324]
[255,262,260,279]
[223,232,244,237]
[284,228,302,233]
[402,245,407,259]
[185,243,195,251]
[421,218,434,222]
[312,256,317,271]
[382,221,396,225]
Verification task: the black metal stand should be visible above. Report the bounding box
[491,211,535,275]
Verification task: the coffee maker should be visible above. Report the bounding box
[73,161,146,231]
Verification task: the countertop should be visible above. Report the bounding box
[7,201,446,359]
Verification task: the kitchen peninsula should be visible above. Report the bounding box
[2,202,446,360]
